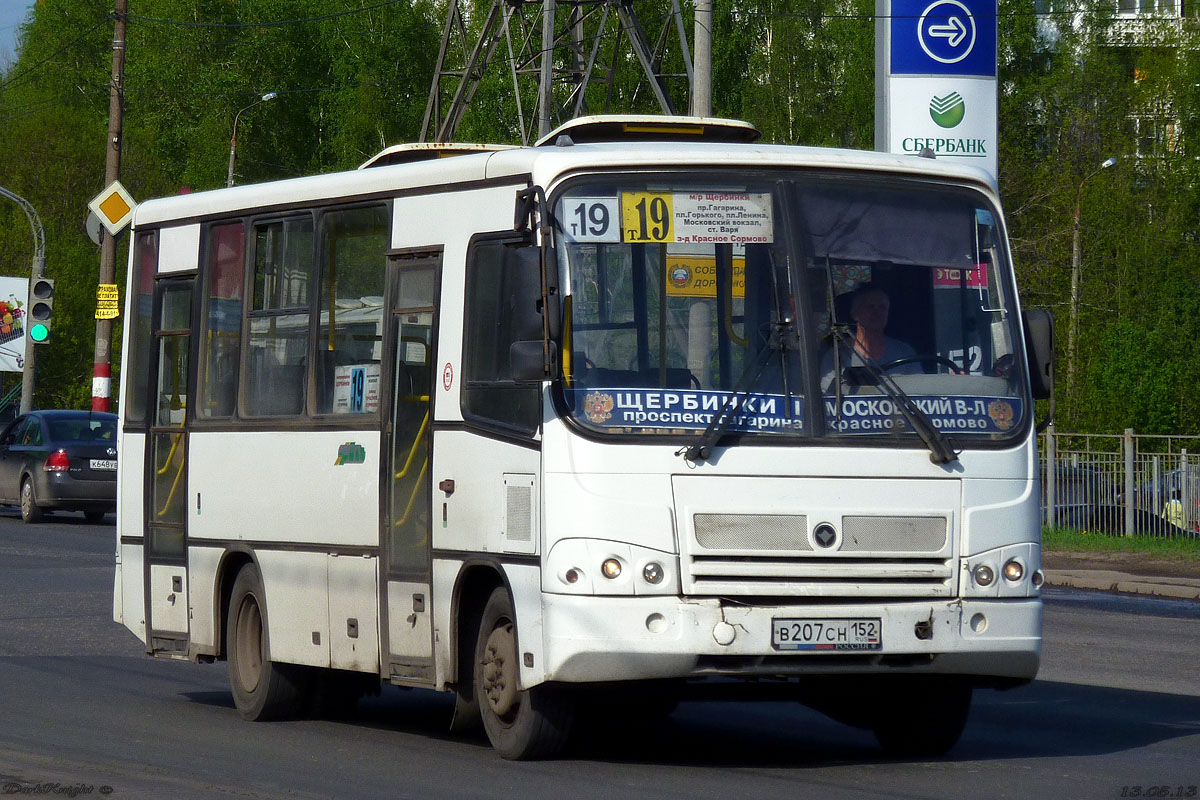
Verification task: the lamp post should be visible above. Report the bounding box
[227,92,278,187]
[0,186,46,414]
[1067,156,1117,402]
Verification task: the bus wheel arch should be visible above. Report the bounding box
[447,563,506,733]
[216,549,255,660]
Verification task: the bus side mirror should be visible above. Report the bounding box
[508,245,560,340]
[507,244,561,382]
[1023,308,1054,400]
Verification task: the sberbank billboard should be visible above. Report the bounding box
[875,0,998,181]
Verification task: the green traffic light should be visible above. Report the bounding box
[29,323,49,343]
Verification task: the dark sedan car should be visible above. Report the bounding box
[0,410,118,523]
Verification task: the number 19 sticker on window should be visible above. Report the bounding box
[622,191,774,245]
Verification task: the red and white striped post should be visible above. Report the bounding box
[92,362,112,412]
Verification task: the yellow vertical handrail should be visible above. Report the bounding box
[155,415,187,518]
[393,459,429,527]
[394,409,429,479]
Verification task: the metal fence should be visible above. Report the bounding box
[1040,426,1200,538]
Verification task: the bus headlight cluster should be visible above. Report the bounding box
[962,544,1041,597]
[546,540,676,595]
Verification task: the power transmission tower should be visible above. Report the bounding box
[421,0,696,145]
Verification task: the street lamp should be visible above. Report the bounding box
[227,92,278,187]
[1066,156,1118,401]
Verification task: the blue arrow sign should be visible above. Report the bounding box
[891,0,996,77]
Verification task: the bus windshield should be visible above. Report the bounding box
[555,171,1026,443]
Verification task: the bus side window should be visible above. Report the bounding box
[199,221,245,419]
[125,231,158,426]
[243,216,313,418]
[314,204,388,416]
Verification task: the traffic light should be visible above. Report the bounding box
[29,278,54,344]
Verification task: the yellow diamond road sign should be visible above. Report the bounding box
[88,180,137,235]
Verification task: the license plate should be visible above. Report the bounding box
[772,618,882,652]
[89,459,117,471]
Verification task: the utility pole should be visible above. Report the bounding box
[539,0,556,139]
[692,0,712,116]
[93,0,127,412]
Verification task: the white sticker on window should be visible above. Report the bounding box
[561,197,621,243]
[333,363,381,414]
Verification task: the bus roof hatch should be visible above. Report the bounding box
[534,115,762,147]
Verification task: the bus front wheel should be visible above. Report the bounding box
[870,676,972,758]
[227,565,308,721]
[474,586,574,759]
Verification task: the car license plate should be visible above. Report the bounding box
[771,618,882,652]
[89,459,117,471]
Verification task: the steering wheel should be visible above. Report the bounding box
[880,355,961,374]
[990,353,1015,379]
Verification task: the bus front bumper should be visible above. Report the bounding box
[540,595,1040,684]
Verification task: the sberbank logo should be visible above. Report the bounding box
[929,92,966,128]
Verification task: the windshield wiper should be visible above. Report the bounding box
[677,319,792,462]
[826,324,959,465]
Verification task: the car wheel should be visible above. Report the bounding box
[20,477,43,524]
[474,586,574,759]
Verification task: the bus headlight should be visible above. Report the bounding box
[1002,559,1024,582]
[601,558,622,579]
[973,563,996,587]
[642,562,664,584]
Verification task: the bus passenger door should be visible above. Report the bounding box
[382,252,439,684]
[144,278,193,655]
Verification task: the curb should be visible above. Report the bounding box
[1045,569,1200,601]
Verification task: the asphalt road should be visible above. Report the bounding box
[1,511,1197,800]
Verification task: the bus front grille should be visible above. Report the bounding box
[684,513,956,598]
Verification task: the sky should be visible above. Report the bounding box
[0,0,37,67]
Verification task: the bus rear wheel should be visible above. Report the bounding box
[870,676,972,758]
[474,586,574,759]
[227,564,308,721]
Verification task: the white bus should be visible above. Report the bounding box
[114,115,1054,760]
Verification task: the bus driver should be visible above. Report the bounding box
[821,284,919,389]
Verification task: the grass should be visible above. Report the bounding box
[1043,527,1200,559]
